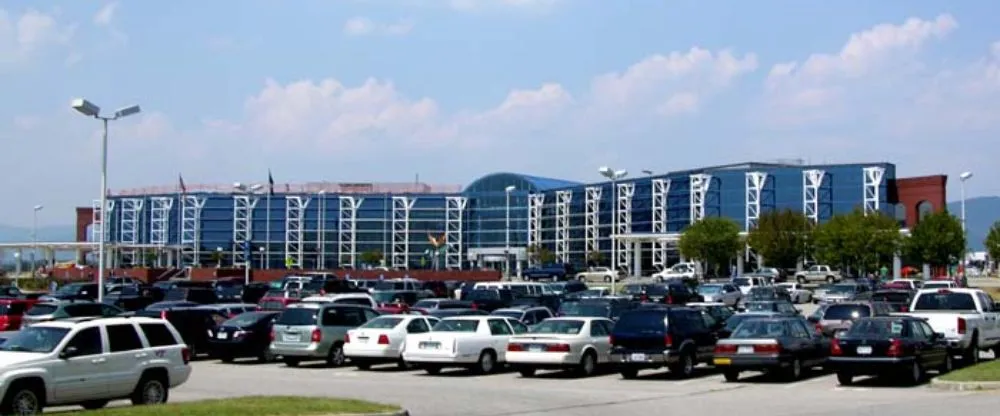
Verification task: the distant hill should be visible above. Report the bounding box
[0,224,77,264]
[948,196,1000,251]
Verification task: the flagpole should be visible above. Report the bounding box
[265,192,271,269]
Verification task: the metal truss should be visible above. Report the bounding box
[526,194,544,264]
[391,196,416,269]
[119,198,144,265]
[232,195,260,267]
[651,179,671,269]
[338,196,363,268]
[616,182,635,274]
[149,197,173,246]
[444,197,468,269]
[180,195,206,266]
[555,191,572,263]
[802,169,826,224]
[863,166,885,215]
[689,174,712,224]
[745,172,768,262]
[284,196,311,269]
[91,199,115,242]
[584,187,602,260]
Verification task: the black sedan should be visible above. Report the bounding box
[829,316,952,385]
[713,317,828,382]
[210,311,281,363]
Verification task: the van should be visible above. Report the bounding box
[473,282,545,297]
[270,303,380,367]
[732,275,770,295]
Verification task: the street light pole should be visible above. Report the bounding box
[960,171,973,279]
[31,205,43,277]
[504,185,516,278]
[317,190,326,270]
[71,98,141,303]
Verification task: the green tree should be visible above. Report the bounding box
[678,217,742,276]
[904,210,965,267]
[812,209,902,273]
[209,250,224,267]
[527,244,557,265]
[586,250,606,266]
[360,249,384,266]
[985,221,1000,273]
[746,209,813,269]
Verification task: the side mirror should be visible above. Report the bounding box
[59,346,79,359]
[933,332,946,341]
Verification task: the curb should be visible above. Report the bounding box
[930,378,1000,391]
[362,411,409,416]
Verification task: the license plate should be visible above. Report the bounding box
[529,345,544,352]
[713,358,732,365]
[358,337,369,343]
[419,342,440,349]
[629,353,647,362]
[737,346,754,354]
[216,332,228,340]
[282,333,300,342]
[857,346,872,355]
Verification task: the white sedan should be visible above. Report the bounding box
[506,317,614,377]
[403,316,528,375]
[344,314,440,370]
[776,283,812,304]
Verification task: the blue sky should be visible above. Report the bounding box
[1,0,999,227]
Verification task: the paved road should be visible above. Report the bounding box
[159,358,1000,416]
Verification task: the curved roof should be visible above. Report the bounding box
[463,172,581,193]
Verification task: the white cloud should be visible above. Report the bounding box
[343,17,414,37]
[93,2,117,26]
[0,8,74,64]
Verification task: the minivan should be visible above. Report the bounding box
[270,303,380,367]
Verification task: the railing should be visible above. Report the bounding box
[112,181,464,196]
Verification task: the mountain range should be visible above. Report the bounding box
[1,197,997,264]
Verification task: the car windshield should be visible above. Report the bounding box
[922,282,951,289]
[529,319,584,335]
[698,285,722,295]
[25,304,57,316]
[223,312,272,327]
[0,327,70,353]
[615,310,667,332]
[724,314,769,331]
[745,302,777,312]
[747,288,777,299]
[872,292,911,303]
[732,278,750,287]
[53,284,84,296]
[276,308,319,325]
[823,305,871,320]
[360,317,404,329]
[432,319,480,332]
[828,285,857,294]
[558,302,610,317]
[491,310,523,320]
[847,319,906,337]
[371,292,400,304]
[912,292,977,311]
[732,320,788,338]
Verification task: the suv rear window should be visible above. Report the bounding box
[872,292,910,303]
[823,304,871,320]
[26,304,57,316]
[913,292,977,310]
[614,310,668,332]
[276,308,319,325]
[140,323,180,346]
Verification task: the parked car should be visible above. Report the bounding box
[652,262,702,282]
[869,290,914,313]
[809,301,893,337]
[491,306,554,327]
[523,263,577,281]
[575,267,626,283]
[426,308,489,319]
[829,316,953,385]
[794,265,842,284]
[903,288,1000,364]
[210,311,281,363]
[732,275,771,295]
[403,316,529,374]
[507,317,614,377]
[557,297,634,321]
[644,283,702,305]
[411,299,476,314]
[41,283,99,302]
[610,306,717,379]
[714,316,829,382]
[0,298,37,331]
[545,281,588,296]
[102,285,156,311]
[344,314,440,370]
[697,283,741,307]
[775,283,812,304]
[466,289,514,312]
[22,301,123,327]
[820,283,871,304]
[135,305,229,357]
[270,303,380,367]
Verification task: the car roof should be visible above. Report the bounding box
[32,316,166,329]
[441,315,503,321]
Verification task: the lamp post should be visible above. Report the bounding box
[504,185,516,278]
[216,247,224,268]
[71,98,141,303]
[960,171,973,279]
[259,246,266,269]
[233,182,263,285]
[31,205,43,278]
[12,252,20,287]
[599,166,628,295]
[317,190,327,270]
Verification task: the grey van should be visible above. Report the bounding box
[270,303,379,367]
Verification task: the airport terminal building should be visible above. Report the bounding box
[72,161,946,275]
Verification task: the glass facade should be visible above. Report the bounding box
[97,162,895,271]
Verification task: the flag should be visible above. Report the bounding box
[267,169,275,196]
[178,174,187,194]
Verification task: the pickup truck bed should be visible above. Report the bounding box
[904,288,1000,363]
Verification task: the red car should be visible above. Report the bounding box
[0,298,38,331]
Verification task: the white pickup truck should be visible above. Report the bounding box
[905,288,1000,364]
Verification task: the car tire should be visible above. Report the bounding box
[326,342,346,367]
[604,275,612,283]
[475,350,497,374]
[258,351,276,363]
[519,368,536,377]
[81,399,110,410]
[425,365,442,375]
[906,361,924,385]
[940,353,954,374]
[619,368,638,379]
[825,276,835,283]
[785,359,803,381]
[397,358,412,370]
[669,351,696,379]
[796,276,806,284]
[284,357,300,367]
[130,374,169,406]
[0,383,43,415]
[356,361,371,370]
[963,337,980,365]
[576,351,597,377]
[836,371,853,386]
[723,370,739,382]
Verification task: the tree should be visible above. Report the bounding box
[746,209,813,269]
[678,217,742,276]
[904,210,965,267]
[360,249,384,266]
[985,221,1000,273]
[209,250,224,268]
[812,209,902,273]
[527,244,557,265]
[586,250,606,267]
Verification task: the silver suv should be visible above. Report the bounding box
[270,303,379,367]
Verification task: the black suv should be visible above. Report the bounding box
[611,306,717,379]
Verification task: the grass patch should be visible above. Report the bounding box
[939,359,1000,382]
[81,396,400,416]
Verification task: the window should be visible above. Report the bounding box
[823,305,871,320]
[140,323,178,347]
[908,321,929,341]
[920,321,937,339]
[700,312,717,329]
[65,327,103,356]
[589,320,609,336]
[277,308,319,326]
[362,317,404,329]
[406,318,430,333]
[778,303,798,315]
[916,201,933,222]
[789,322,810,339]
[107,324,144,352]
[509,320,529,334]
[913,293,977,311]
[362,309,380,322]
[488,319,512,335]
[675,311,706,331]
[324,307,366,326]
[5,303,25,315]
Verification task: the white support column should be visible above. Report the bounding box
[285,196,311,269]
[338,196,363,268]
[689,174,712,223]
[616,182,635,275]
[119,198,144,265]
[651,179,671,269]
[555,191,572,263]
[232,195,260,267]
[803,169,826,224]
[180,195,206,266]
[391,196,417,269]
[91,199,115,242]
[445,196,468,269]
[149,197,173,246]
[527,194,544,265]
[863,166,886,215]
[584,187,601,261]
[632,242,642,278]
[745,171,768,263]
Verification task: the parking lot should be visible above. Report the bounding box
[163,358,1000,416]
